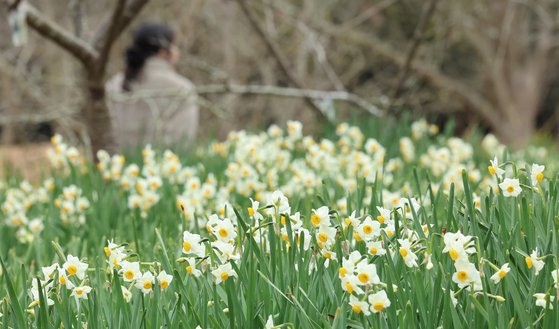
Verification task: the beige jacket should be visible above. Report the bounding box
[105,57,198,150]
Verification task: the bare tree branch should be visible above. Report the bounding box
[236,0,329,121]
[392,0,439,100]
[108,83,383,117]
[22,4,98,64]
[95,0,127,74]
[92,0,150,51]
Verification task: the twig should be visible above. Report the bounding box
[392,0,439,101]
[23,4,98,64]
[235,0,329,121]
[107,83,383,117]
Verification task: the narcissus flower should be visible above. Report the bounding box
[366,240,386,256]
[310,206,330,228]
[120,261,141,282]
[356,216,380,241]
[212,218,237,243]
[398,239,418,268]
[71,285,92,300]
[525,249,545,275]
[135,271,155,294]
[499,178,521,197]
[534,293,555,309]
[452,260,482,291]
[212,263,236,284]
[355,262,380,285]
[157,270,173,290]
[530,164,545,186]
[490,263,510,284]
[349,295,371,315]
[121,286,133,303]
[368,290,391,313]
[488,156,505,178]
[182,231,206,257]
[63,255,88,280]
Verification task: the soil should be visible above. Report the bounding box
[0,143,51,183]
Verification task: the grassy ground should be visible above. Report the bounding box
[1,118,559,328]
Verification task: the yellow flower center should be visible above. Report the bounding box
[399,248,408,258]
[506,185,514,193]
[248,207,255,217]
[363,225,373,235]
[311,214,321,227]
[280,215,286,226]
[60,276,66,285]
[161,280,169,289]
[318,232,328,243]
[218,228,228,238]
[498,270,507,279]
[488,166,496,176]
[370,247,378,255]
[345,282,354,294]
[125,270,135,281]
[373,302,385,312]
[357,273,369,283]
[536,172,544,182]
[67,265,77,276]
[75,288,83,296]
[376,215,385,224]
[220,272,229,282]
[324,252,332,259]
[183,241,192,252]
[386,230,393,238]
[143,281,153,290]
[344,218,351,226]
[186,266,193,275]
[104,247,111,257]
[525,256,533,269]
[353,233,362,242]
[457,270,468,282]
[339,268,347,278]
[449,249,459,261]
[352,305,362,314]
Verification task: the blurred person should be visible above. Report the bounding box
[106,22,198,150]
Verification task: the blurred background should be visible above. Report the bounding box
[0,0,558,177]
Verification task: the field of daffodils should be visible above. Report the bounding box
[1,119,558,328]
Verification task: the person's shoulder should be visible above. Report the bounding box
[105,73,125,94]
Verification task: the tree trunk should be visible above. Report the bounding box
[494,112,536,149]
[83,73,115,156]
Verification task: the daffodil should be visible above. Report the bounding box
[120,261,141,282]
[182,231,206,257]
[530,164,545,186]
[71,285,92,300]
[368,290,390,313]
[534,293,555,309]
[157,270,173,290]
[135,271,155,294]
[490,263,510,284]
[211,263,236,284]
[63,255,88,280]
[499,178,521,197]
[349,295,371,315]
[398,239,418,268]
[355,262,380,285]
[452,260,482,291]
[488,156,505,178]
[525,249,545,275]
[356,216,380,241]
[366,240,386,256]
[310,206,330,228]
[121,286,133,303]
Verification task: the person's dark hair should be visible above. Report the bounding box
[122,23,175,91]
